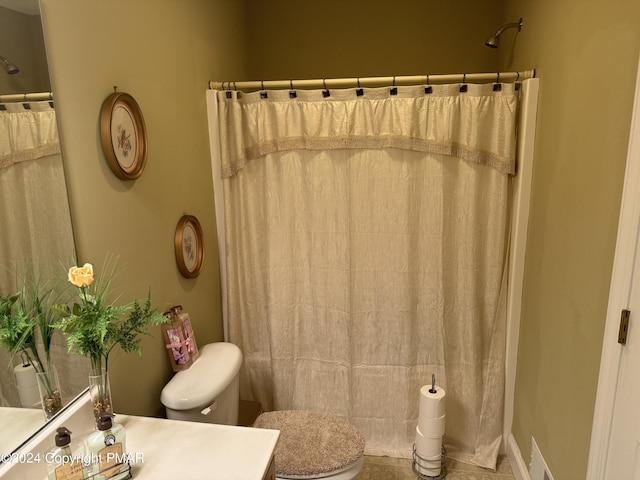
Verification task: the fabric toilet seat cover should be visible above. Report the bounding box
[254,410,365,478]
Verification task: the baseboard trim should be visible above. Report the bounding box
[506,433,531,480]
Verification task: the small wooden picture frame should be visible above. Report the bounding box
[174,215,204,278]
[100,90,148,180]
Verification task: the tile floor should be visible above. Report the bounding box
[356,455,515,480]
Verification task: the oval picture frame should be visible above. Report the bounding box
[99,91,148,180]
[174,215,204,278]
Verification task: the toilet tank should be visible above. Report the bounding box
[160,342,243,425]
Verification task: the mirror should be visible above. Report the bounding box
[0,2,88,456]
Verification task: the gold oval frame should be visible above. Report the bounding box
[174,215,204,278]
[99,91,148,180]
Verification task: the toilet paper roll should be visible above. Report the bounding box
[415,425,442,460]
[14,364,40,407]
[14,363,37,389]
[418,414,445,439]
[17,385,40,408]
[419,384,446,419]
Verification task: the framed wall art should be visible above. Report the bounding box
[100,89,148,180]
[175,215,204,278]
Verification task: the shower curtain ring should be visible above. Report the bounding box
[424,74,433,94]
[322,78,331,97]
[460,74,468,92]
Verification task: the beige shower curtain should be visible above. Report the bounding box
[0,101,87,408]
[207,83,518,469]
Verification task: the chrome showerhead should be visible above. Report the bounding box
[485,18,523,49]
[0,55,19,75]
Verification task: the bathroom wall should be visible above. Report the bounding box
[500,1,640,478]
[39,0,248,417]
[0,6,49,94]
[245,0,505,80]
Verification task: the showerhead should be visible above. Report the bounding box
[0,55,19,75]
[485,35,501,49]
[485,18,523,49]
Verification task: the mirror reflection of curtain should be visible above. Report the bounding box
[208,84,519,470]
[0,101,88,408]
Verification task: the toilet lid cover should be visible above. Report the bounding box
[254,410,365,478]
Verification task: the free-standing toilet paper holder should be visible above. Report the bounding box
[412,443,447,479]
[413,374,447,479]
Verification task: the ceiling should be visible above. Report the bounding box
[0,0,39,16]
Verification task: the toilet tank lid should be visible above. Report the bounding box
[160,342,243,411]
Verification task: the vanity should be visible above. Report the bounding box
[0,391,279,480]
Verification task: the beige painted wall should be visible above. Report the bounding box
[0,6,49,94]
[245,0,504,80]
[39,0,247,417]
[501,2,640,478]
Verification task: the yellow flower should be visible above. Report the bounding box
[68,263,94,287]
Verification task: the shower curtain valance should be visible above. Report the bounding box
[0,101,60,170]
[215,83,519,178]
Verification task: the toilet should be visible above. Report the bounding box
[160,342,365,480]
[160,342,243,424]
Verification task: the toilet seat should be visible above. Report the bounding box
[277,456,363,480]
[254,410,365,480]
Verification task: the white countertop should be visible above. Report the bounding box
[0,394,279,480]
[120,415,279,479]
[0,407,45,454]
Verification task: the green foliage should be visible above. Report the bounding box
[0,293,32,354]
[52,259,169,375]
[0,276,65,395]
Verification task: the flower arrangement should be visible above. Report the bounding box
[53,258,168,416]
[0,276,63,417]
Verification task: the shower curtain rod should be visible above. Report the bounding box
[209,69,535,92]
[0,91,53,103]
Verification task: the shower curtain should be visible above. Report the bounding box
[207,83,518,469]
[0,101,71,288]
[0,101,87,408]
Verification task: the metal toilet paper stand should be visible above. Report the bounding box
[412,444,447,479]
[413,375,447,479]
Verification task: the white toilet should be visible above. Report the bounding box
[160,342,365,480]
[160,342,243,424]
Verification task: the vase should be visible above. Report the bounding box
[35,367,63,420]
[88,370,113,420]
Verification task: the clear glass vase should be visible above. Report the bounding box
[88,370,113,420]
[35,367,63,420]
